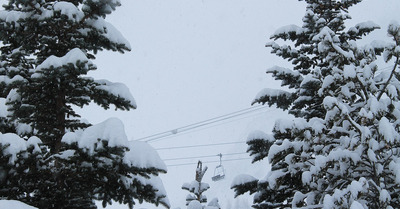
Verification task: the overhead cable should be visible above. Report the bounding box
[148,108,274,143]
[136,105,269,142]
[166,157,252,167]
[163,152,247,161]
[156,141,246,150]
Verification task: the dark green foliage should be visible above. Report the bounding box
[231,180,257,198]
[0,1,169,208]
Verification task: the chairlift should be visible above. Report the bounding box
[212,153,225,181]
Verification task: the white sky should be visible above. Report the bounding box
[1,0,399,208]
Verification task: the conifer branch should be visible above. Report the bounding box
[377,55,399,100]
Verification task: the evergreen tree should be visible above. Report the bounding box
[182,161,210,207]
[0,1,169,208]
[233,0,400,208]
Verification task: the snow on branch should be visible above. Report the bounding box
[53,1,85,22]
[124,141,167,172]
[270,24,304,40]
[267,65,301,78]
[231,174,257,188]
[86,18,132,50]
[267,65,303,88]
[62,117,129,154]
[0,75,25,86]
[34,48,92,72]
[347,21,380,39]
[246,130,275,162]
[0,11,29,26]
[0,133,42,164]
[129,174,170,207]
[253,88,294,110]
[94,79,137,108]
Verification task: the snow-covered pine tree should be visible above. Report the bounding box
[233,0,400,208]
[0,1,169,209]
[182,161,210,207]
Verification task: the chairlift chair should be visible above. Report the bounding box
[212,153,225,181]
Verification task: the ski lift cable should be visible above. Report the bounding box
[162,152,248,161]
[147,108,275,143]
[136,105,269,142]
[170,107,266,135]
[136,105,264,141]
[142,105,268,142]
[155,141,247,150]
[166,157,252,167]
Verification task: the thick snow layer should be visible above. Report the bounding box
[266,65,301,77]
[62,118,167,169]
[378,117,398,143]
[313,26,334,42]
[27,136,42,154]
[95,79,137,108]
[350,201,365,209]
[35,48,92,72]
[62,117,129,154]
[183,180,210,194]
[271,24,303,37]
[124,140,167,171]
[53,1,84,22]
[0,133,42,164]
[129,174,170,207]
[355,21,380,31]
[86,18,132,50]
[188,200,202,209]
[0,98,6,117]
[254,88,291,101]
[0,10,28,25]
[246,130,269,142]
[321,75,334,91]
[6,89,20,103]
[323,96,337,109]
[273,118,307,134]
[344,64,357,78]
[16,123,33,136]
[0,75,25,85]
[0,133,27,164]
[231,174,257,188]
[0,200,37,209]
